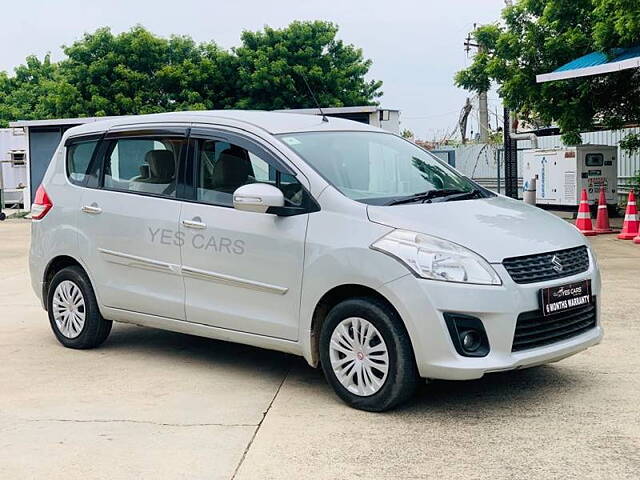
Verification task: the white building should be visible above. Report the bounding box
[0,128,28,207]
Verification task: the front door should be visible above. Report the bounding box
[77,130,187,320]
[179,131,309,340]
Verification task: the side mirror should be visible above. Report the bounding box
[233,183,284,214]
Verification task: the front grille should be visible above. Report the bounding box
[512,300,597,352]
[503,246,589,284]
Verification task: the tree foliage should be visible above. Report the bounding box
[401,129,414,139]
[0,21,382,126]
[233,21,382,110]
[455,0,640,144]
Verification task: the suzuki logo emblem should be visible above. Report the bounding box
[551,255,563,273]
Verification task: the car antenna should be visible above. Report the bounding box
[300,73,329,122]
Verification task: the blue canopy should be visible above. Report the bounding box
[537,46,640,83]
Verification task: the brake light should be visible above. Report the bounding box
[31,185,53,220]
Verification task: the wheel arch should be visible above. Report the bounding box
[42,255,87,310]
[308,283,415,367]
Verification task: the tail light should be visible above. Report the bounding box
[31,185,53,220]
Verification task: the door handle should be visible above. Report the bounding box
[182,218,207,230]
[81,204,102,215]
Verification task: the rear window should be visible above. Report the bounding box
[67,140,99,185]
[103,137,185,197]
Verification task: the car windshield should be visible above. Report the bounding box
[277,131,484,205]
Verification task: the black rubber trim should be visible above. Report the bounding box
[443,312,490,358]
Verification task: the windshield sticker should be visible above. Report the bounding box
[282,137,302,146]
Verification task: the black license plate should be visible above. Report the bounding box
[540,280,592,316]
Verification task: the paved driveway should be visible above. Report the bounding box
[1,219,638,479]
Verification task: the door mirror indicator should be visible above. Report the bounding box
[233,183,285,214]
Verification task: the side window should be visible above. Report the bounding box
[196,139,303,207]
[67,140,98,185]
[248,153,270,182]
[103,137,185,197]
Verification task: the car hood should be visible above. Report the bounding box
[367,195,586,263]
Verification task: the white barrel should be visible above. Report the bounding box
[523,177,537,205]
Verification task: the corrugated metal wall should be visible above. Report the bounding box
[442,127,640,197]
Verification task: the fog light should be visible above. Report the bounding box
[443,313,490,358]
[460,330,481,352]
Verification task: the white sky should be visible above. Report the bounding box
[1,0,506,139]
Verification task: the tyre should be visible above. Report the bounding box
[47,266,112,349]
[319,297,418,412]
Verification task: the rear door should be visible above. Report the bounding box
[77,127,188,320]
[179,128,310,340]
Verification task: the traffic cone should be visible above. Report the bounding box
[633,230,640,244]
[575,188,597,236]
[617,190,639,240]
[594,188,618,234]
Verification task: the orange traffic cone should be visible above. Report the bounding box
[632,199,640,243]
[594,188,618,234]
[617,190,639,240]
[575,188,597,236]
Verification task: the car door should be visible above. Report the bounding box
[179,128,311,340]
[77,127,187,320]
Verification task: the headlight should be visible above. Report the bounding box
[371,230,501,285]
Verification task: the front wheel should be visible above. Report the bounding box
[319,298,418,412]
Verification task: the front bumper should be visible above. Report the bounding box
[380,259,602,380]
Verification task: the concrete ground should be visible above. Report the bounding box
[1,219,639,480]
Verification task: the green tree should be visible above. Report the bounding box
[593,0,640,49]
[0,22,382,126]
[401,129,414,139]
[60,26,237,116]
[233,21,382,109]
[455,0,640,144]
[0,55,78,124]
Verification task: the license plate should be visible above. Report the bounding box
[540,280,592,316]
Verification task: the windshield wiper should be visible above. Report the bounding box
[386,189,468,206]
[439,189,483,202]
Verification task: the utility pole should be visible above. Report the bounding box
[464,26,490,143]
[458,98,472,144]
[478,91,489,142]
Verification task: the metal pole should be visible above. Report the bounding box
[503,107,519,198]
[496,149,501,194]
[0,161,5,221]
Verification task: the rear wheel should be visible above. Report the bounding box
[47,266,112,349]
[319,297,418,412]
